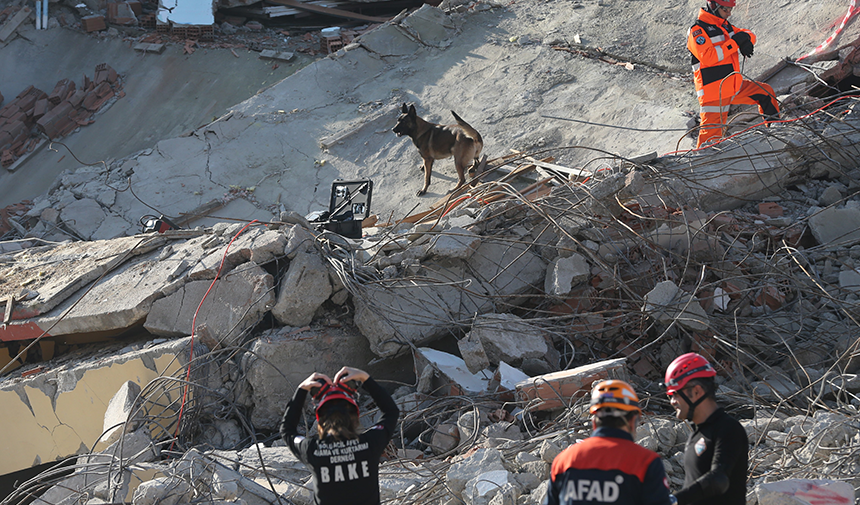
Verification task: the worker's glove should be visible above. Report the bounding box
[731,32,754,57]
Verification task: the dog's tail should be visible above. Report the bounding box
[451,110,483,145]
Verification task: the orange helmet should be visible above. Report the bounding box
[664,353,716,395]
[589,380,641,415]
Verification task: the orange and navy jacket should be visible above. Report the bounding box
[687,8,755,106]
[544,427,672,505]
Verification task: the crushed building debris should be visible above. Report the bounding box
[1,96,859,501]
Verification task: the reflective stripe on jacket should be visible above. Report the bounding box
[687,8,755,105]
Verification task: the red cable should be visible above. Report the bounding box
[170,219,258,449]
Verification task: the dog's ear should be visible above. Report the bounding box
[401,103,409,113]
[408,104,416,115]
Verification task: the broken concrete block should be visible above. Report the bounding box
[413,347,490,395]
[259,49,295,62]
[102,380,143,446]
[271,249,332,327]
[515,358,627,411]
[643,280,709,331]
[430,423,460,455]
[467,313,548,367]
[188,227,285,280]
[818,185,844,207]
[34,428,157,505]
[132,476,192,505]
[755,479,854,505]
[355,241,545,357]
[464,469,517,505]
[242,326,378,431]
[838,269,860,294]
[237,445,309,483]
[144,263,274,347]
[446,448,507,497]
[428,226,481,259]
[458,332,490,374]
[59,197,107,240]
[133,42,166,54]
[808,207,860,246]
[544,252,590,297]
[491,361,530,395]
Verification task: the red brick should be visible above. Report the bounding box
[758,202,783,218]
[82,15,106,32]
[81,90,99,111]
[48,79,73,105]
[1,104,19,119]
[95,82,111,98]
[127,0,142,15]
[32,98,48,119]
[0,131,12,151]
[15,86,34,100]
[754,285,784,310]
[15,94,36,112]
[1,150,14,168]
[36,101,73,139]
[67,89,86,108]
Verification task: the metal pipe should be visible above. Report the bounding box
[35,0,41,29]
[42,0,48,29]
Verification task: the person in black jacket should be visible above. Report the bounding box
[664,353,748,505]
[544,380,672,505]
[279,366,399,505]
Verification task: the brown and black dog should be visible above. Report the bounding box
[392,103,484,196]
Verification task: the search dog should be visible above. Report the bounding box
[392,103,484,196]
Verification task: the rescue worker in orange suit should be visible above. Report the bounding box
[543,380,673,505]
[688,0,779,147]
[664,353,748,505]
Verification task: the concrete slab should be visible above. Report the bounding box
[144,262,275,346]
[0,235,168,323]
[0,337,189,475]
[0,232,212,341]
[243,325,379,431]
[60,197,107,240]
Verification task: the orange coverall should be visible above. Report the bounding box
[687,8,779,147]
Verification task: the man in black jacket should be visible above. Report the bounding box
[664,353,748,505]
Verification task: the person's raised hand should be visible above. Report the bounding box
[334,366,369,385]
[299,373,332,392]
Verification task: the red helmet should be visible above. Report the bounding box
[664,353,716,395]
[589,380,641,415]
[711,0,735,7]
[314,381,359,421]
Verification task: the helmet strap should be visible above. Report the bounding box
[676,389,708,422]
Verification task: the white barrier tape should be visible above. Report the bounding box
[797,0,858,61]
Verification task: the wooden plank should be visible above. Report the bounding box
[3,295,13,324]
[266,0,388,22]
[0,7,31,42]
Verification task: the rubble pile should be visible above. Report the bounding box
[0,64,123,170]
[1,12,860,495]
[1,101,860,503]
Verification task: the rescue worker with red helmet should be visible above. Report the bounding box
[279,366,399,505]
[664,353,748,505]
[688,0,779,147]
[544,380,672,505]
